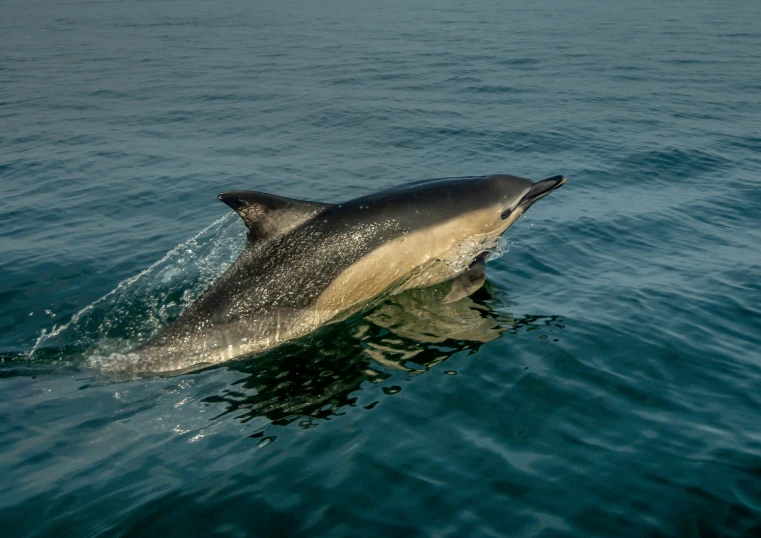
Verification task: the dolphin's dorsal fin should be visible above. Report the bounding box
[218,190,332,241]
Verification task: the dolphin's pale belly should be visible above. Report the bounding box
[312,206,519,311]
[105,309,339,376]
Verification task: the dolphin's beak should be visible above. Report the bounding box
[519,175,566,210]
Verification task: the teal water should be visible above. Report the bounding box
[2,0,761,535]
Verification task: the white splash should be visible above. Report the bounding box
[27,213,245,362]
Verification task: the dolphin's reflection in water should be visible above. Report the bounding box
[201,279,563,432]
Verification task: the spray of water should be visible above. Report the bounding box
[27,213,245,363]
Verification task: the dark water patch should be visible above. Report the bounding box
[494,130,580,153]
[671,110,725,121]
[609,74,649,82]
[457,84,529,95]
[304,108,387,131]
[85,88,133,99]
[327,76,366,86]
[597,147,733,187]
[723,134,761,151]
[662,58,723,66]
[495,57,540,67]
[439,75,482,84]
[365,71,418,82]
[189,92,250,103]
[0,358,83,379]
[716,32,761,38]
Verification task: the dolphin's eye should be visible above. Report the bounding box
[501,208,512,220]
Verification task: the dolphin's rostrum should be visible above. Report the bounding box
[107,174,565,376]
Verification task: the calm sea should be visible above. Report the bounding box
[2,0,761,536]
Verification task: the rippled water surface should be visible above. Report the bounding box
[2,0,761,536]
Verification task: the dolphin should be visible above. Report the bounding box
[106,173,565,376]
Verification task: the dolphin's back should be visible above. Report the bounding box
[334,174,530,229]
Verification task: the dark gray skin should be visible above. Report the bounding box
[111,174,565,376]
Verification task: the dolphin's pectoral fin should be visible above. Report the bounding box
[218,190,334,242]
[441,252,487,304]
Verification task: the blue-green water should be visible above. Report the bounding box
[2,0,761,535]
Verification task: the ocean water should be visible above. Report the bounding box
[2,0,761,535]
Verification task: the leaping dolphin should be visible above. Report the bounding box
[107,174,565,376]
